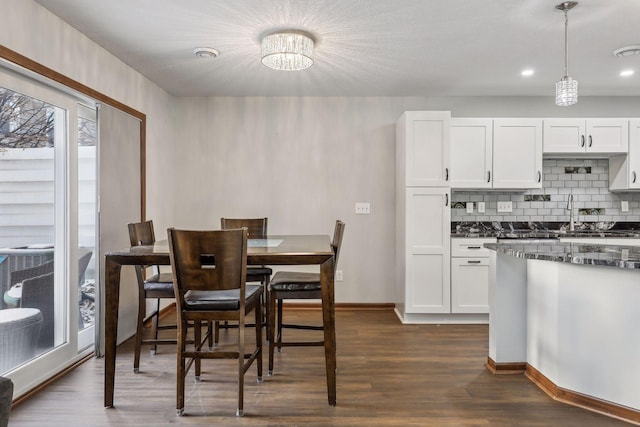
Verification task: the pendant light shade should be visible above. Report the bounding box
[555,2,578,106]
[261,31,314,71]
[556,76,578,106]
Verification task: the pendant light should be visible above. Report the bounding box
[555,1,578,106]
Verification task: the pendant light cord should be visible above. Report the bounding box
[563,7,569,78]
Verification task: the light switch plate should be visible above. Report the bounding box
[477,202,485,213]
[466,202,474,213]
[621,200,629,212]
[497,201,513,213]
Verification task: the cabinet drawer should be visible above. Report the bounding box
[451,238,496,257]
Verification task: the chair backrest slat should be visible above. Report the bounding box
[221,218,267,239]
[128,220,155,247]
[168,228,247,295]
[332,220,346,272]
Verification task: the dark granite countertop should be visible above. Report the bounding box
[452,221,640,239]
[484,241,640,269]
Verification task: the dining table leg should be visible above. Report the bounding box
[104,257,121,408]
[320,256,336,406]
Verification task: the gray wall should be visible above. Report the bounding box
[169,96,640,303]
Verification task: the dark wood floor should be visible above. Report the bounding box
[9,308,631,426]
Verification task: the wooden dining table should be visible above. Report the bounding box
[102,234,336,408]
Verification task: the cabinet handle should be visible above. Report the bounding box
[487,170,491,183]
[588,135,593,147]
[445,168,449,181]
[537,171,541,182]
[633,171,637,183]
[467,260,482,264]
[468,246,482,249]
[580,135,585,147]
[445,193,449,206]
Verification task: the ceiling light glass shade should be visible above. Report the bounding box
[556,76,578,106]
[261,32,314,71]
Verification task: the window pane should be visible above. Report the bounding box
[78,112,96,333]
[0,86,62,374]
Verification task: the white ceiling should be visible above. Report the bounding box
[35,0,640,97]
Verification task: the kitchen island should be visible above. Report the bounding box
[485,241,640,423]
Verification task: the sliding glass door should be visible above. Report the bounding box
[0,68,96,396]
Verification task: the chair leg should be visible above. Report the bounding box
[194,322,202,382]
[268,290,277,376]
[277,298,283,353]
[255,295,263,382]
[150,297,160,355]
[214,321,220,348]
[263,276,270,341]
[133,288,145,373]
[237,314,245,416]
[176,322,186,416]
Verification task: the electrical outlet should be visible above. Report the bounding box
[621,200,629,212]
[497,201,513,213]
[477,202,486,213]
[355,202,370,214]
[335,270,343,281]
[466,202,474,213]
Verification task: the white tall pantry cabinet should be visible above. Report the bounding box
[395,111,451,322]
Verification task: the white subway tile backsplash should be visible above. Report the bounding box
[451,159,640,223]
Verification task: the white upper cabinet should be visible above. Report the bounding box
[396,111,450,187]
[450,118,493,189]
[609,120,640,191]
[491,119,543,189]
[543,118,629,154]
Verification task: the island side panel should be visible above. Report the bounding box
[526,259,559,384]
[557,263,640,411]
[489,252,527,363]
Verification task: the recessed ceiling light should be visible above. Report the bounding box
[613,45,640,57]
[620,69,635,77]
[193,47,219,58]
[521,69,535,77]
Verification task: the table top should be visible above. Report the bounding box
[105,234,333,266]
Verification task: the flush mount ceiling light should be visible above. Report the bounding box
[193,47,219,58]
[555,1,578,106]
[261,31,314,71]
[613,45,640,57]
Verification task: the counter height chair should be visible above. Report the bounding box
[168,227,263,417]
[217,218,272,344]
[128,220,176,373]
[267,220,345,376]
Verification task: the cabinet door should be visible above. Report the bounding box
[451,258,490,313]
[543,119,586,153]
[626,120,640,189]
[492,119,543,189]
[405,188,451,313]
[586,119,628,154]
[450,118,493,189]
[400,111,450,187]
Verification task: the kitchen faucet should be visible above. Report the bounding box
[567,193,575,231]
